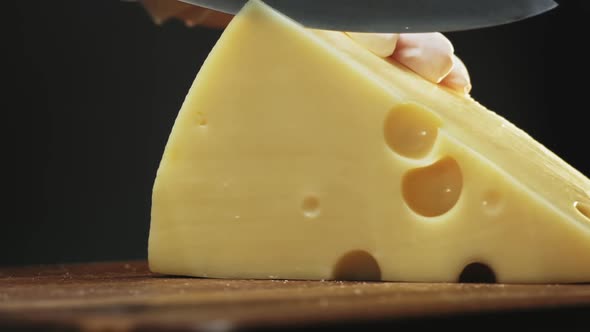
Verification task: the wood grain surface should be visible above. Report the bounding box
[1,261,589,331]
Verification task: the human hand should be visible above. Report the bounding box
[138,0,471,94]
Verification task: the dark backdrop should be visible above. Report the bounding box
[6,0,589,266]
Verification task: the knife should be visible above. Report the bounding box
[177,0,558,33]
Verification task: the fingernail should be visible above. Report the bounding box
[441,55,472,94]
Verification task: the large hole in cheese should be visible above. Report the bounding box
[332,250,381,281]
[574,201,590,222]
[458,262,497,283]
[384,102,442,159]
[402,156,463,217]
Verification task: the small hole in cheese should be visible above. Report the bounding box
[384,102,442,159]
[574,201,590,221]
[333,250,381,281]
[482,190,504,215]
[197,112,208,126]
[302,195,320,218]
[459,262,497,283]
[402,156,463,217]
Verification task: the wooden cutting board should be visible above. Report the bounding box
[1,261,589,331]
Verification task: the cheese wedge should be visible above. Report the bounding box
[148,0,590,283]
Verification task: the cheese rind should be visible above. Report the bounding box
[149,0,590,283]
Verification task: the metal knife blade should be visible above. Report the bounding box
[178,0,557,33]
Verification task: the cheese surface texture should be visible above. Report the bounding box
[148,0,590,283]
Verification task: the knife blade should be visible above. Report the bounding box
[178,0,558,33]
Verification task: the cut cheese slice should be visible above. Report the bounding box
[148,0,590,283]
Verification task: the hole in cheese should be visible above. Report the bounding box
[384,102,442,159]
[333,250,381,281]
[196,112,208,126]
[459,262,497,283]
[302,195,320,218]
[402,156,463,217]
[574,201,590,221]
[482,190,504,216]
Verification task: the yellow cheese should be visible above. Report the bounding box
[148,0,590,283]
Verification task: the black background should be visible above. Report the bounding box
[6,0,590,266]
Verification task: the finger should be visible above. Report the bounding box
[170,6,233,28]
[176,7,211,27]
[440,55,472,95]
[345,33,399,58]
[392,32,454,84]
[139,0,192,24]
